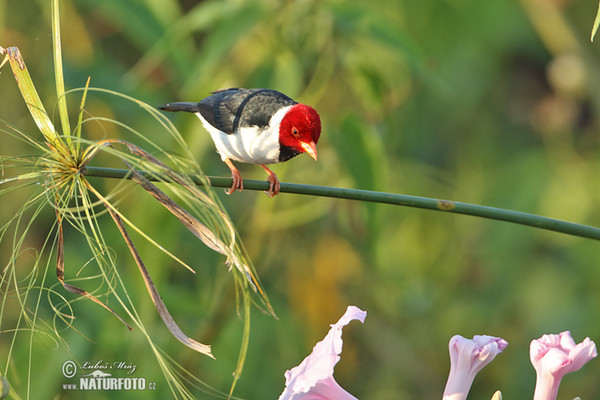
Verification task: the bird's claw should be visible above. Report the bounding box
[226,169,243,195]
[265,173,280,197]
[260,165,280,197]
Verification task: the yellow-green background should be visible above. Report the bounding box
[2,0,600,398]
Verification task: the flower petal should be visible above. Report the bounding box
[443,335,507,400]
[279,306,366,400]
[531,331,597,400]
[564,337,598,374]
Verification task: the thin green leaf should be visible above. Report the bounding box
[74,77,91,157]
[51,0,71,140]
[229,288,251,398]
[56,209,132,330]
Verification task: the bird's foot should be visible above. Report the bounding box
[226,169,243,195]
[261,165,280,197]
[224,158,243,195]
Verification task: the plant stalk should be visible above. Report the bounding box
[83,166,600,241]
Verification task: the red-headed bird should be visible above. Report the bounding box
[159,88,321,197]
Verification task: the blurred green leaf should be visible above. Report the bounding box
[184,2,264,95]
[333,114,383,191]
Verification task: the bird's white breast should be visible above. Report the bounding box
[195,105,292,165]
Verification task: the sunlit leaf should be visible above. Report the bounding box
[0,47,62,150]
[593,1,600,42]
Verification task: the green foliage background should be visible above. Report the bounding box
[2,0,600,398]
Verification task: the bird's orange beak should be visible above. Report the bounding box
[301,141,318,161]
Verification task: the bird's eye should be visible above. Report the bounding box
[291,127,299,137]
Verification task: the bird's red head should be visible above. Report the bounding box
[279,104,321,160]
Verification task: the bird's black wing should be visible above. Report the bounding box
[196,88,297,134]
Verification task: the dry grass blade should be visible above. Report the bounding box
[104,201,214,358]
[55,209,132,331]
[91,139,262,291]
[131,169,229,255]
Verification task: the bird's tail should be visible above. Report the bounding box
[158,102,200,113]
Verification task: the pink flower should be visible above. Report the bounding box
[530,331,597,400]
[278,306,367,400]
[443,335,508,400]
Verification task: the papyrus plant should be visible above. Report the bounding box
[0,1,273,397]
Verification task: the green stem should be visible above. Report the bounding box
[83,166,600,241]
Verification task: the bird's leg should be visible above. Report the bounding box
[260,164,280,197]
[223,158,243,194]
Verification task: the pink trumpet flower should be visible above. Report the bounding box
[443,335,508,400]
[278,306,367,400]
[530,331,597,400]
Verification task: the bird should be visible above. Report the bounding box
[158,88,321,197]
